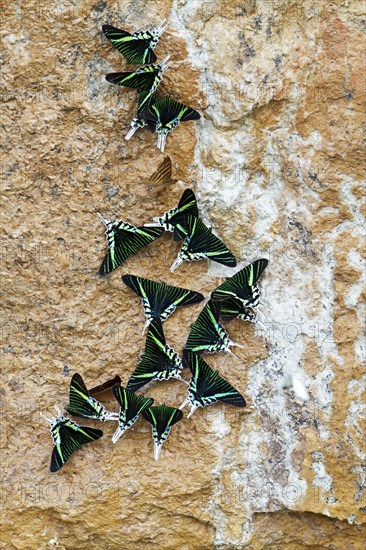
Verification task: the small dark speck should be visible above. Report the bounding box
[238,31,255,58]
[63,365,71,375]
[10,378,20,391]
[274,55,282,67]
[359,506,366,513]
[263,74,269,83]
[308,171,319,182]
[108,187,120,199]
[93,0,107,12]
[253,16,262,31]
[266,15,275,38]
[3,346,13,353]
[344,89,354,99]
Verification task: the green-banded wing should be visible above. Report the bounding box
[185,300,226,352]
[185,216,237,267]
[99,226,164,276]
[102,24,157,64]
[121,274,204,319]
[137,88,156,114]
[66,373,96,418]
[113,386,154,422]
[211,259,268,301]
[171,189,199,241]
[185,351,246,407]
[127,318,181,391]
[142,404,183,438]
[147,96,201,125]
[220,297,257,323]
[105,69,157,93]
[50,424,103,472]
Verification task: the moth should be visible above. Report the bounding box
[184,300,244,356]
[43,405,103,472]
[121,274,204,333]
[170,216,237,272]
[102,20,168,65]
[146,156,178,196]
[180,352,246,417]
[111,386,154,444]
[142,404,183,460]
[106,56,171,115]
[98,212,164,276]
[89,375,122,401]
[145,96,201,152]
[127,317,186,391]
[211,259,268,313]
[145,188,198,241]
[66,373,118,421]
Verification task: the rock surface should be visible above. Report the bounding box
[1,0,365,548]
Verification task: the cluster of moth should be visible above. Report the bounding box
[43,20,268,472]
[102,20,201,151]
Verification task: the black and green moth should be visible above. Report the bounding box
[185,300,244,356]
[180,351,246,417]
[98,212,164,276]
[127,318,186,392]
[145,188,198,241]
[145,96,201,152]
[170,216,237,272]
[43,405,103,472]
[106,56,171,114]
[102,20,167,65]
[111,386,154,444]
[211,259,268,311]
[142,404,183,460]
[66,373,118,422]
[121,274,204,333]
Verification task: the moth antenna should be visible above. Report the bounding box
[179,398,189,410]
[154,441,162,461]
[155,19,167,34]
[226,349,239,360]
[159,54,170,67]
[230,340,245,349]
[187,405,198,419]
[54,404,63,417]
[170,255,183,272]
[40,412,53,424]
[97,212,109,227]
[157,23,168,36]
[178,377,189,385]
[252,308,265,320]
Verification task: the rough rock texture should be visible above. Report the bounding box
[1,0,365,548]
